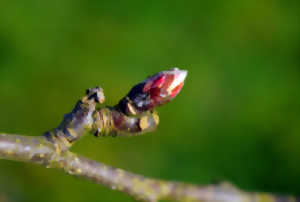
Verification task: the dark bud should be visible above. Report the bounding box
[86,86,105,103]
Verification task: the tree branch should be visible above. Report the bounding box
[0,68,298,201]
[0,133,297,202]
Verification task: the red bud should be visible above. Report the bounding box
[142,67,187,108]
[119,68,187,115]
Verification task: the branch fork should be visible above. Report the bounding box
[0,68,297,202]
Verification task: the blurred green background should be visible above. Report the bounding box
[0,1,300,201]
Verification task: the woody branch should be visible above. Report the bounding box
[0,68,297,202]
[0,133,297,202]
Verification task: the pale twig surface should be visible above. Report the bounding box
[0,69,298,202]
[0,133,297,202]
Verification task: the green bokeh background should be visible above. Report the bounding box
[0,1,300,201]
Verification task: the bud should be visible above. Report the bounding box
[119,68,187,115]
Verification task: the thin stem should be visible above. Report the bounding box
[0,133,297,202]
[0,69,298,201]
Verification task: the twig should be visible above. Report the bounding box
[0,68,297,201]
[0,133,297,202]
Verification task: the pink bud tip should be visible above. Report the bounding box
[143,67,188,108]
[119,67,188,115]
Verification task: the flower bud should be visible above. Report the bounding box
[119,68,187,115]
